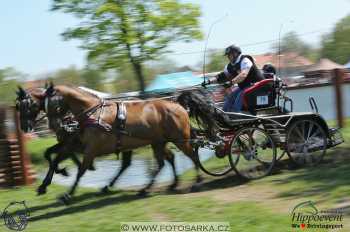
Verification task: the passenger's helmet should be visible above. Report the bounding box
[224,45,242,56]
[262,63,276,74]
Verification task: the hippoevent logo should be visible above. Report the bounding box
[291,201,344,230]
[1,201,30,231]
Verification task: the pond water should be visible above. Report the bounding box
[40,149,214,189]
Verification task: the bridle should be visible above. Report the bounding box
[44,89,111,132]
[16,92,45,132]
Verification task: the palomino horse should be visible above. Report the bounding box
[43,84,201,204]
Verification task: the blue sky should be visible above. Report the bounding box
[1,0,349,77]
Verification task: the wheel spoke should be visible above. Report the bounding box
[294,126,305,142]
[229,127,276,180]
[286,120,326,167]
[306,122,314,141]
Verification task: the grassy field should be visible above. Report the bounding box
[0,119,349,231]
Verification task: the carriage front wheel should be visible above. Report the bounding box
[195,146,233,177]
[228,127,276,180]
[285,119,327,166]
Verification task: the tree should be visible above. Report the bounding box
[51,65,83,85]
[81,68,106,91]
[52,0,203,91]
[205,49,226,73]
[113,57,178,93]
[321,14,350,64]
[0,67,23,105]
[271,31,319,61]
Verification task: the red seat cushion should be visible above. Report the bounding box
[242,79,274,109]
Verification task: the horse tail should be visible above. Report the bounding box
[177,89,232,129]
[177,89,224,138]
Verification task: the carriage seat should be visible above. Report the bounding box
[242,79,276,115]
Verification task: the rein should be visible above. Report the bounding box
[74,100,106,123]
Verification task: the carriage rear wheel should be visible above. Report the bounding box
[228,127,276,180]
[286,119,327,166]
[195,146,233,177]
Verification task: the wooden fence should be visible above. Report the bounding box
[0,106,36,187]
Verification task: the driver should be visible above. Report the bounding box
[203,45,264,112]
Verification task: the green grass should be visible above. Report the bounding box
[0,184,294,232]
[26,137,58,170]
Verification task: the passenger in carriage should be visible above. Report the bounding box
[262,63,277,79]
[202,45,264,112]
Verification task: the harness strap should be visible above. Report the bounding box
[114,102,128,149]
[75,101,104,123]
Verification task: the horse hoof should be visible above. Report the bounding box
[88,165,96,171]
[190,184,201,193]
[58,193,72,205]
[59,168,70,177]
[137,189,149,198]
[101,186,111,194]
[37,186,47,196]
[196,176,203,184]
[167,183,178,192]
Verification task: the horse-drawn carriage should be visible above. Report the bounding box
[176,75,344,180]
[15,74,344,203]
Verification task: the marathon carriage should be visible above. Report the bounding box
[15,73,344,188]
[179,74,344,180]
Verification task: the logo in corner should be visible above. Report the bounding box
[1,201,30,231]
[291,200,344,230]
[292,201,318,215]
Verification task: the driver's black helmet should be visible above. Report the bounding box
[224,45,242,56]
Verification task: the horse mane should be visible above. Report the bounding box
[177,89,230,137]
[27,88,46,99]
[56,85,100,99]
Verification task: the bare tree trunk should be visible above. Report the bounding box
[131,61,146,92]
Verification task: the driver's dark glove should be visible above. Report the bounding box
[201,79,210,87]
[223,80,233,88]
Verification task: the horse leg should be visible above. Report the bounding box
[37,143,62,195]
[138,143,165,197]
[54,152,78,177]
[58,153,94,205]
[37,143,68,195]
[101,151,132,193]
[164,147,178,191]
[71,151,97,172]
[174,141,203,190]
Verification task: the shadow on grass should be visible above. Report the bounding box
[26,190,123,214]
[28,191,141,222]
[270,147,350,200]
[27,174,249,222]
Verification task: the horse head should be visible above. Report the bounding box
[15,86,45,132]
[44,82,70,131]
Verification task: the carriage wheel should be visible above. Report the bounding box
[229,127,276,180]
[195,146,233,177]
[286,119,327,166]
